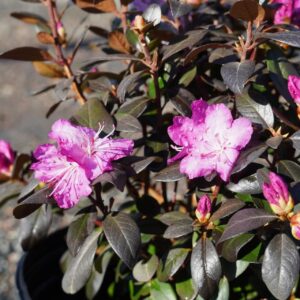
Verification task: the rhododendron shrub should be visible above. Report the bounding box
[2,0,300,299]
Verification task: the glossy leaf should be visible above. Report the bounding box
[170,88,194,116]
[257,31,300,48]
[191,238,222,299]
[67,212,97,256]
[149,279,177,300]
[262,234,300,300]
[221,60,255,94]
[103,212,141,268]
[131,157,158,174]
[133,255,159,282]
[163,219,193,239]
[72,98,114,133]
[218,208,277,243]
[236,91,274,128]
[227,174,261,194]
[93,168,127,191]
[62,229,102,294]
[158,211,193,225]
[143,4,161,26]
[115,113,142,133]
[210,199,245,222]
[179,66,197,87]
[155,162,185,182]
[216,277,230,300]
[157,248,189,281]
[118,97,150,117]
[221,233,254,262]
[277,160,300,182]
[20,205,52,251]
[175,279,197,300]
[13,188,52,219]
[290,130,300,150]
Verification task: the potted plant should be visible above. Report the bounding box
[1,0,300,299]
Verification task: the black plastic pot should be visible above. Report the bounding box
[16,229,86,300]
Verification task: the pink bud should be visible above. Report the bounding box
[262,172,293,216]
[0,140,14,176]
[56,21,65,40]
[288,75,300,105]
[290,213,300,240]
[195,195,211,224]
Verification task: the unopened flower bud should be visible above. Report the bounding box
[290,213,300,240]
[57,21,66,41]
[133,15,146,31]
[288,75,300,105]
[195,195,211,224]
[262,172,293,216]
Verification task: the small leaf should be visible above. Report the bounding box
[150,279,177,300]
[221,60,255,94]
[157,248,189,281]
[93,168,127,191]
[20,205,52,251]
[13,188,52,219]
[290,130,300,150]
[155,162,185,182]
[143,4,161,26]
[118,97,150,117]
[230,0,260,21]
[236,91,274,128]
[232,143,267,174]
[175,279,197,300]
[179,66,197,87]
[115,114,142,133]
[67,212,97,256]
[117,71,147,103]
[133,255,159,282]
[108,30,131,54]
[103,212,141,268]
[210,199,245,222]
[216,277,230,300]
[262,234,300,300]
[218,208,277,243]
[33,62,65,78]
[227,174,261,194]
[277,160,300,182]
[170,88,194,116]
[221,233,254,262]
[73,0,116,13]
[0,47,52,61]
[11,12,48,27]
[163,219,193,239]
[191,238,222,299]
[62,229,102,294]
[72,98,114,133]
[37,32,55,44]
[158,211,193,225]
[131,157,158,174]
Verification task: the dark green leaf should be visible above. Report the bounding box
[0,47,52,61]
[210,199,245,222]
[162,30,207,61]
[154,162,185,182]
[227,174,261,194]
[103,212,141,268]
[221,60,255,94]
[149,279,177,300]
[118,97,150,117]
[277,160,300,182]
[163,219,193,239]
[191,238,221,299]
[218,209,277,243]
[262,234,300,300]
[67,213,97,256]
[72,98,114,133]
[62,229,102,294]
[221,233,254,262]
[232,143,267,174]
[179,66,197,87]
[133,255,159,282]
[13,188,52,219]
[157,248,189,281]
[115,113,142,132]
[20,205,52,251]
[236,91,274,128]
[175,279,197,300]
[85,250,114,300]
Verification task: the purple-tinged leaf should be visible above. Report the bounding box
[210,199,245,222]
[0,47,52,61]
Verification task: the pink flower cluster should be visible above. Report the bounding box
[273,0,300,25]
[31,119,134,209]
[288,75,300,104]
[168,100,253,181]
[0,140,14,176]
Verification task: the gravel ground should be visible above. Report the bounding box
[0,2,113,299]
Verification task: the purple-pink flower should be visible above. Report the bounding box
[290,213,300,240]
[273,0,300,25]
[168,99,253,181]
[262,172,294,216]
[0,140,14,177]
[195,195,211,224]
[288,75,300,105]
[31,119,134,209]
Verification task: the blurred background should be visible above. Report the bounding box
[0,1,113,298]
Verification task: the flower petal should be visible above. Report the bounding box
[216,148,239,181]
[228,117,253,149]
[288,75,300,104]
[191,99,208,123]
